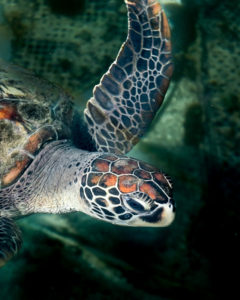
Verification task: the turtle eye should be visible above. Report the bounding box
[126,198,145,212]
[122,195,152,213]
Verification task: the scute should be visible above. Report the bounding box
[0,60,73,187]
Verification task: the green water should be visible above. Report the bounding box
[0,0,239,299]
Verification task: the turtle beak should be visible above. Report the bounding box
[129,204,175,227]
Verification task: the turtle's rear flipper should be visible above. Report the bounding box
[0,217,22,267]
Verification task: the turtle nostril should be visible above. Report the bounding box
[169,198,176,211]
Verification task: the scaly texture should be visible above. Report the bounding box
[84,0,173,154]
[0,217,22,266]
[0,60,73,187]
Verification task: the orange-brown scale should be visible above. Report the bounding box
[2,157,29,186]
[134,169,151,180]
[118,175,138,193]
[88,173,102,186]
[92,159,110,172]
[99,173,117,188]
[153,173,172,195]
[148,2,161,19]
[140,182,167,203]
[24,127,55,154]
[111,159,138,175]
[140,182,158,200]
[2,127,57,186]
[0,105,22,122]
[153,172,168,185]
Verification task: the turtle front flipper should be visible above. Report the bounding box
[0,217,22,267]
[84,0,173,154]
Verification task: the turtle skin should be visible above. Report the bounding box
[0,0,174,267]
[85,0,173,154]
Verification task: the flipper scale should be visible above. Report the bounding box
[0,217,22,267]
[84,0,173,154]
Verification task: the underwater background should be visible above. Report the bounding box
[0,0,239,299]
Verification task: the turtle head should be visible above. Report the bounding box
[80,154,175,227]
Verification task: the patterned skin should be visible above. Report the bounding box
[0,140,174,225]
[80,153,174,227]
[0,0,174,266]
[0,62,73,187]
[85,0,173,154]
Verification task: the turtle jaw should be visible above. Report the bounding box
[127,204,176,227]
[119,192,176,227]
[90,203,176,228]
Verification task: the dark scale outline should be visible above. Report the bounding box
[78,155,173,225]
[84,0,173,155]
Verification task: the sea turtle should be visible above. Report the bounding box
[0,0,174,266]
